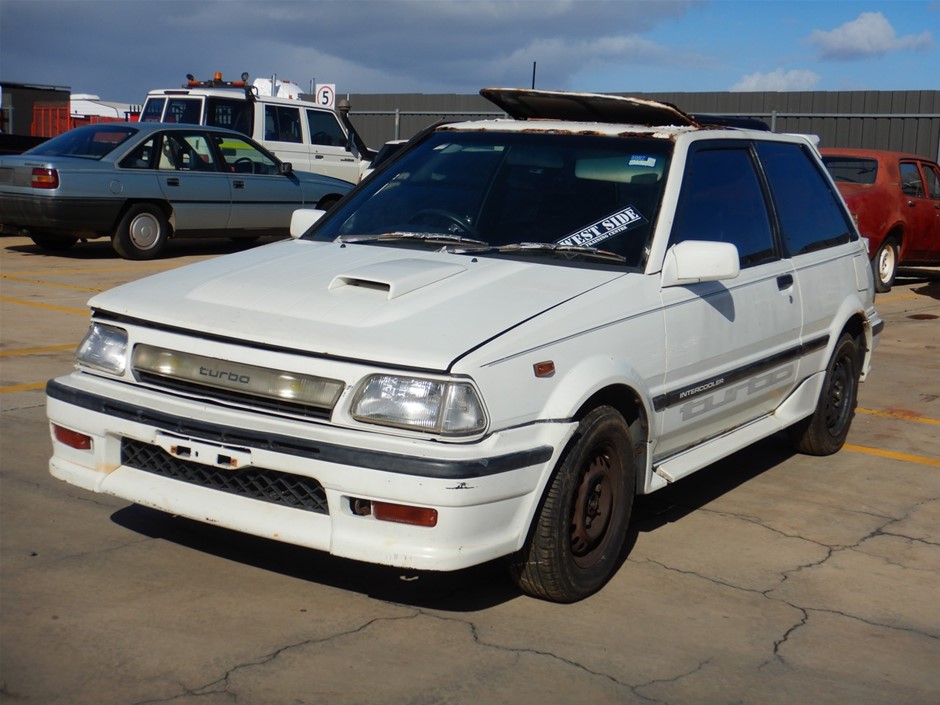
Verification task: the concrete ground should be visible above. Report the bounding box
[1,234,938,705]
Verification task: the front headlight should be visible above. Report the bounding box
[352,375,487,436]
[76,323,128,375]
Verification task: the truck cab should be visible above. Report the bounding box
[140,72,374,184]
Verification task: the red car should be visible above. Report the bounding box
[821,148,940,291]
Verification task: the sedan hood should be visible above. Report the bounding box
[90,239,625,370]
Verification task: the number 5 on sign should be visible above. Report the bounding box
[316,84,336,109]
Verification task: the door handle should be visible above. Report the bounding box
[233,180,245,189]
[314,155,324,159]
[777,274,794,290]
[165,178,180,187]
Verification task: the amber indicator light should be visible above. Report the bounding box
[533,361,556,378]
[372,501,438,527]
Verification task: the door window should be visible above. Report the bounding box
[212,134,279,175]
[755,141,854,255]
[158,132,218,172]
[669,144,776,267]
[306,110,346,146]
[923,163,940,199]
[900,162,926,198]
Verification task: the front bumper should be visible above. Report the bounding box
[46,374,573,571]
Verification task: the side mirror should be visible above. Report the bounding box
[661,240,740,287]
[278,161,294,175]
[290,208,326,238]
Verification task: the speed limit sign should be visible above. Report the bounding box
[315,84,336,109]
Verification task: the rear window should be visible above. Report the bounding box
[28,125,138,160]
[822,155,878,185]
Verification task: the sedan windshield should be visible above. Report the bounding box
[307,130,672,267]
[28,125,139,160]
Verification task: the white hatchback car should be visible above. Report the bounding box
[46,89,882,602]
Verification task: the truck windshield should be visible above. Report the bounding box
[307,130,672,267]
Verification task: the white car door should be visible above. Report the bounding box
[305,108,360,184]
[656,141,803,460]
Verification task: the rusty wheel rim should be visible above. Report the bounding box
[570,444,622,568]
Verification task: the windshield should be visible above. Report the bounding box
[307,130,672,267]
[28,125,139,160]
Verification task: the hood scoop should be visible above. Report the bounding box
[329,258,467,300]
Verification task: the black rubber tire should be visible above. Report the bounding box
[29,234,78,251]
[509,406,636,602]
[871,237,898,293]
[788,333,860,456]
[112,204,170,260]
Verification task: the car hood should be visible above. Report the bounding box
[90,239,626,370]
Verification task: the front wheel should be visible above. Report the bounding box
[112,204,170,260]
[788,332,860,456]
[509,406,636,602]
[871,237,898,293]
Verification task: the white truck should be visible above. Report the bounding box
[139,72,374,184]
[47,89,883,602]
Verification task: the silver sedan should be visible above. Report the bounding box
[0,122,353,259]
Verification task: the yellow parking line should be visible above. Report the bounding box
[11,264,177,277]
[0,296,87,316]
[0,274,101,293]
[875,292,920,302]
[0,381,47,394]
[845,444,940,469]
[857,407,940,427]
[0,344,77,358]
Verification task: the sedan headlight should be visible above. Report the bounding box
[352,375,487,436]
[76,323,128,375]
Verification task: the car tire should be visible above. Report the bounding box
[871,237,898,293]
[112,204,170,260]
[788,332,860,456]
[509,406,635,602]
[29,235,78,252]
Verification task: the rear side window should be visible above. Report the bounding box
[669,144,776,267]
[822,155,878,185]
[756,141,854,255]
[162,98,202,125]
[139,98,166,123]
[264,106,302,143]
[206,98,254,136]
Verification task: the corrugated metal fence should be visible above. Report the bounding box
[345,90,940,162]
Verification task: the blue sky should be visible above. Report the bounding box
[0,0,937,103]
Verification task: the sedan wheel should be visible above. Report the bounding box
[113,204,170,260]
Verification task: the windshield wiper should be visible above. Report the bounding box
[492,242,627,263]
[336,232,490,247]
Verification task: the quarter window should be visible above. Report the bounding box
[670,145,776,267]
[755,141,854,255]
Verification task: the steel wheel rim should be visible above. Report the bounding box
[878,245,895,284]
[570,443,622,568]
[824,354,853,435]
[129,213,161,250]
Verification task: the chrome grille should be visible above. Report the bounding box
[121,438,329,514]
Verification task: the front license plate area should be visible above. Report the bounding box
[153,431,253,469]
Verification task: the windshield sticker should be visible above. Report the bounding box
[556,206,647,248]
[629,155,658,168]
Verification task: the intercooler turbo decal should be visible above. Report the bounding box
[557,206,647,248]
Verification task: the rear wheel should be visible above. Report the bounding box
[788,332,860,456]
[29,234,78,251]
[509,406,636,602]
[872,237,898,293]
[112,204,169,260]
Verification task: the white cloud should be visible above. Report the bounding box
[808,11,933,60]
[729,69,821,92]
